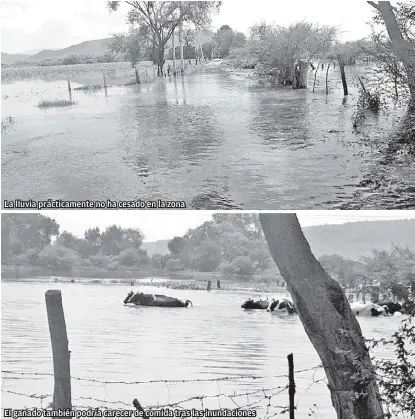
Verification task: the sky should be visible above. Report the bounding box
[21,210,415,242]
[0,0,391,54]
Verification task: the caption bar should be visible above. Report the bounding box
[4,409,257,418]
[3,199,187,209]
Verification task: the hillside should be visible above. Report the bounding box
[141,219,415,260]
[2,38,113,64]
[303,219,415,260]
[1,52,31,65]
[2,30,215,65]
[29,38,113,61]
[142,240,170,257]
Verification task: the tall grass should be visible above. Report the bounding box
[38,99,75,108]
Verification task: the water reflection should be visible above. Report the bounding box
[1,282,405,418]
[1,68,413,208]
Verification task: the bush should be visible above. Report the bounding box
[231,256,254,276]
[118,248,139,267]
[166,258,183,272]
[219,261,234,274]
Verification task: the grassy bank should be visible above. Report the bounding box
[1,265,285,293]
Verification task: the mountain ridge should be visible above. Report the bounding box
[141,219,415,260]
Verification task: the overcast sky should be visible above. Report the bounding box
[0,0,388,54]
[13,211,415,242]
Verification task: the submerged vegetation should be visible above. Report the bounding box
[38,99,76,108]
[1,116,16,134]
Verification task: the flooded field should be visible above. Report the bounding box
[1,282,406,419]
[2,62,414,209]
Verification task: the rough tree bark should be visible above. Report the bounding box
[368,1,415,102]
[259,214,384,419]
[293,60,309,89]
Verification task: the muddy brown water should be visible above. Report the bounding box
[2,64,413,209]
[1,282,407,418]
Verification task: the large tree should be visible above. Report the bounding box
[259,213,384,419]
[368,1,415,102]
[107,1,221,75]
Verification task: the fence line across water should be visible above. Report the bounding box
[1,290,327,418]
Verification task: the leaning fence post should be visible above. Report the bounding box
[45,290,72,410]
[67,76,72,102]
[337,54,348,96]
[288,353,295,419]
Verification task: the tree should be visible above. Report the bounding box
[168,236,187,255]
[118,248,139,267]
[243,21,337,86]
[368,1,415,102]
[231,256,254,275]
[197,240,221,272]
[37,245,80,271]
[107,1,221,74]
[259,213,384,419]
[1,214,59,262]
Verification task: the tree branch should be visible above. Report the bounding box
[368,1,381,12]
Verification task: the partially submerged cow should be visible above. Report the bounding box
[241,297,269,310]
[267,298,297,314]
[350,302,388,317]
[124,291,192,308]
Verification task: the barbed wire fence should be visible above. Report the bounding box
[1,290,328,418]
[1,363,326,417]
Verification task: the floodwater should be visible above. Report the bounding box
[2,63,414,209]
[1,282,406,418]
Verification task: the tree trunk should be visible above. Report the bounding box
[157,42,165,77]
[259,214,384,419]
[293,60,308,89]
[368,1,415,101]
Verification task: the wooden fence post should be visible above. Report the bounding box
[45,290,72,410]
[288,353,295,419]
[67,77,72,102]
[325,64,331,95]
[337,54,348,96]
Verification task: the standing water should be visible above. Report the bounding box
[1,282,405,418]
[2,64,413,209]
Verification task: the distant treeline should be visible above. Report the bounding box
[1,214,414,289]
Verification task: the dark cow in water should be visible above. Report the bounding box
[377,301,402,315]
[267,298,297,314]
[123,291,192,308]
[241,298,269,310]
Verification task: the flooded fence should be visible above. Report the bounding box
[1,290,325,418]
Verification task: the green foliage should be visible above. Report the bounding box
[118,248,140,267]
[1,214,148,274]
[166,258,183,272]
[366,316,415,417]
[231,256,254,276]
[37,244,81,271]
[1,214,59,263]
[228,21,337,85]
[168,236,187,255]
[213,25,246,58]
[321,244,415,290]
[107,1,221,71]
